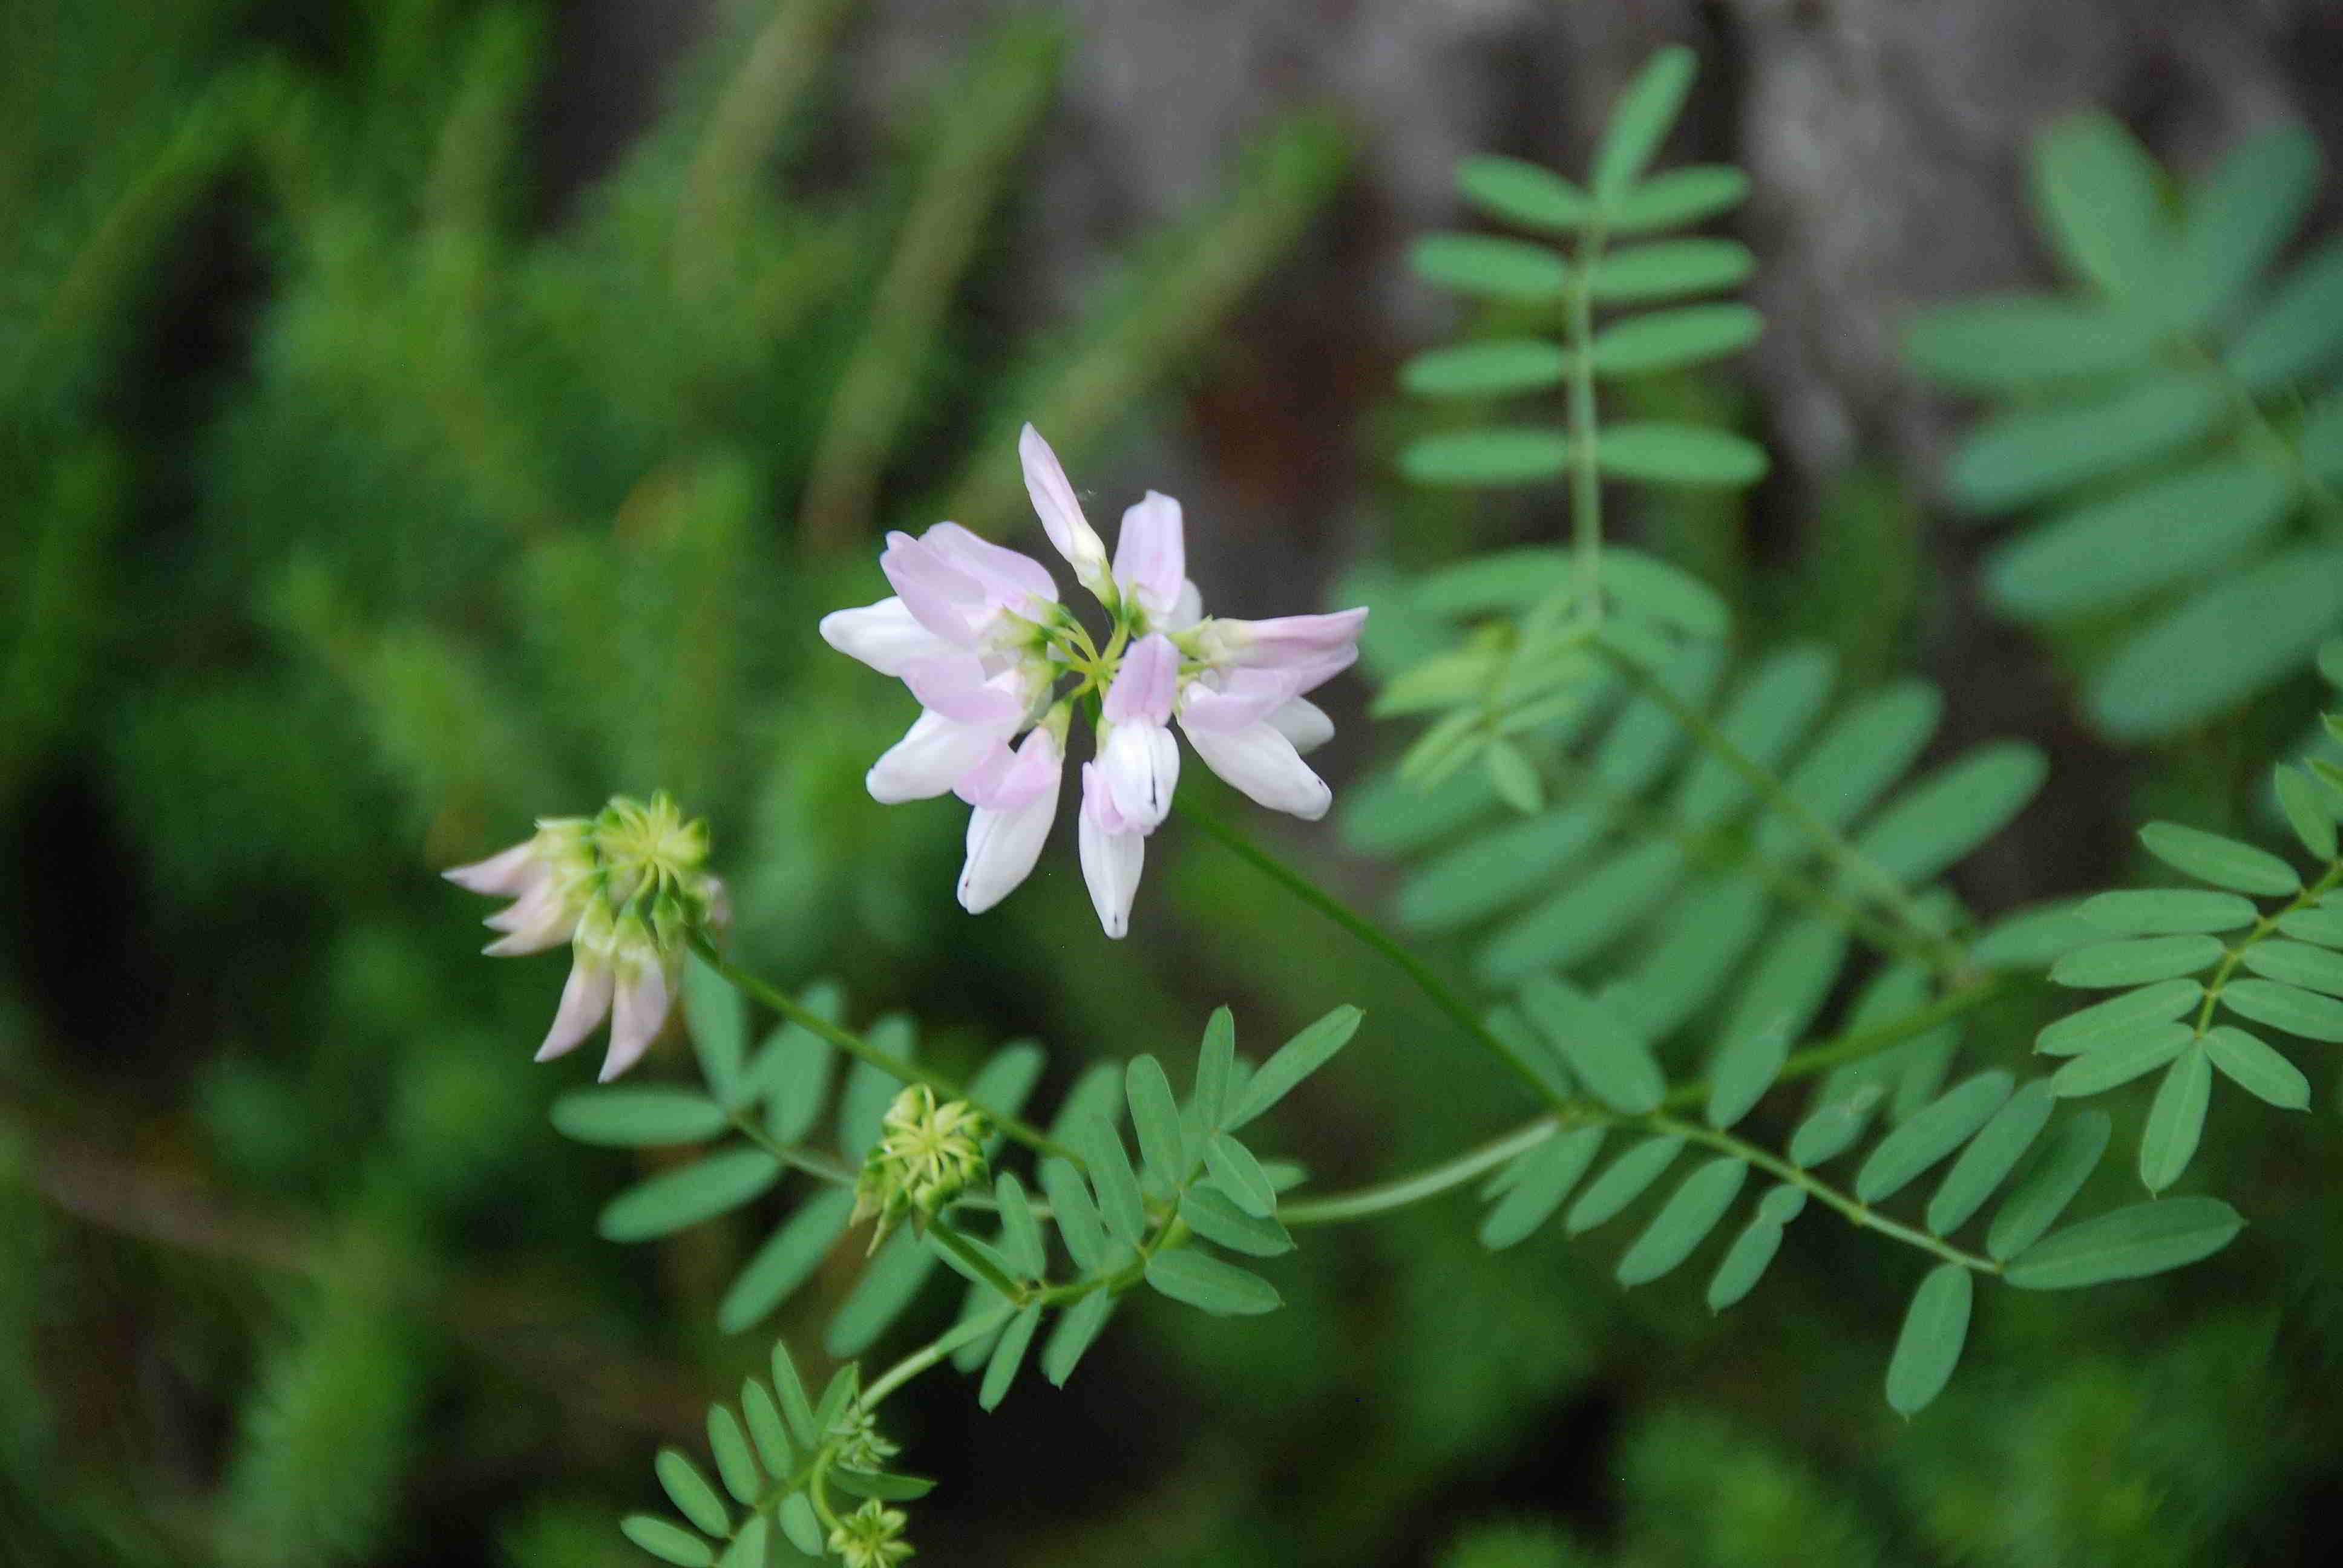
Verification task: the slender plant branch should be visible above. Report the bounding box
[689,932,1082,1168]
[2192,855,2343,1035]
[860,1301,1017,1410]
[726,1111,861,1185]
[1282,1116,1562,1226]
[1648,1111,2000,1273]
[1659,976,2008,1112]
[1174,795,1559,1101]
[927,1219,1026,1302]
[1564,209,1608,624]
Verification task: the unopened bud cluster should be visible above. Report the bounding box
[829,1498,913,1568]
[443,792,728,1081]
[852,1085,989,1249]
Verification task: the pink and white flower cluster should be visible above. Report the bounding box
[821,425,1366,938]
[444,793,729,1080]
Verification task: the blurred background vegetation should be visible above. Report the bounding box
[5,1,2343,1564]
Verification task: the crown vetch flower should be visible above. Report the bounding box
[821,424,1366,938]
[443,793,727,1082]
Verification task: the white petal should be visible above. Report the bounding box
[1076,788,1145,939]
[1200,607,1369,669]
[1101,720,1179,833]
[1176,667,1294,733]
[1181,718,1332,820]
[900,653,1024,724]
[957,761,1061,914]
[600,965,673,1081]
[819,596,957,677]
[536,956,615,1061]
[1018,423,1111,594]
[868,711,1012,803]
[1266,696,1335,755]
[482,884,578,955]
[1113,491,1184,617]
[443,840,542,896]
[1166,579,1204,632]
[960,726,1063,811]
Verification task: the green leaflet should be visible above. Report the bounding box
[1607,164,1749,234]
[718,1186,857,1333]
[1945,374,2226,517]
[1479,1128,1606,1250]
[1590,238,1755,302]
[839,1013,918,1155]
[2050,935,2224,988]
[2279,903,2343,947]
[758,1013,837,1146]
[965,1041,1047,1137]
[1180,1188,1295,1257]
[1202,1132,1277,1219]
[2166,123,2318,328]
[2078,889,2258,936]
[2048,1022,2193,1098]
[2036,978,2202,1056]
[2221,978,2343,1042]
[827,1469,935,1502]
[1478,841,1686,982]
[1193,1006,1236,1129]
[717,1518,768,1568]
[706,1406,759,1506]
[1409,234,1568,301]
[2226,233,2343,388]
[655,1448,730,1538]
[825,1227,941,1357]
[1708,915,1846,1091]
[778,1494,825,1555]
[1565,1135,1684,1234]
[2139,1046,2212,1194]
[1591,45,1696,201]
[1397,805,1604,932]
[1074,1116,1148,1246]
[978,1307,1040,1411]
[994,1173,1046,1278]
[1595,422,1768,488]
[1758,682,1943,856]
[1456,154,1592,232]
[2027,110,2170,301]
[1987,1109,2111,1261]
[772,1342,818,1449]
[1925,1079,2054,1237]
[1614,1156,1746,1286]
[1401,428,1571,487]
[2003,1196,2244,1289]
[1519,978,1665,1114]
[1040,1158,1107,1273]
[598,1148,783,1243]
[622,1515,713,1567]
[2276,766,2339,861]
[1705,1016,1791,1133]
[1226,1005,1363,1129]
[2092,549,2343,740]
[683,950,749,1107]
[1602,549,1733,638]
[1607,876,1769,1041]
[1673,644,1836,826]
[1588,303,1762,376]
[1983,459,2294,620]
[1854,1071,2013,1204]
[1705,1215,1786,1312]
[1337,762,1493,855]
[1144,1249,1281,1316]
[1973,898,2106,970]
[2138,822,2295,900]
[1758,1183,1807,1224]
[1401,338,1571,398]
[1850,742,2046,887]
[1486,735,1545,815]
[741,1380,791,1477]
[1040,1292,1114,1386]
[2203,1025,2310,1110]
[550,1086,727,1147]
[1886,1264,1973,1417]
[2240,938,2343,997]
[1903,292,2161,388]
[1124,1056,1187,1189]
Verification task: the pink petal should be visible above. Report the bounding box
[1018,424,1110,586]
[960,726,1063,811]
[1103,633,1179,726]
[880,531,983,645]
[600,965,673,1081]
[901,654,1024,724]
[536,956,615,1061]
[1180,717,1332,821]
[1080,759,1131,835]
[1176,667,1295,733]
[1112,491,1185,617]
[1204,607,1369,668]
[868,711,1013,803]
[819,596,958,676]
[443,840,542,896]
[958,759,1061,915]
[923,523,1057,610]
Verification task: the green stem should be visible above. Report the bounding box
[726,1111,860,1186]
[1591,635,1968,976]
[1659,976,2007,1112]
[2193,855,2343,1034]
[1282,1116,1561,1226]
[689,932,1081,1168]
[1174,796,1558,1101]
[860,1301,1017,1410]
[1649,1111,1999,1273]
[926,1219,1025,1302]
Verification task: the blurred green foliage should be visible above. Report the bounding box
[5,2,2343,1566]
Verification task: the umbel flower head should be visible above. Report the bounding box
[820,425,1367,937]
[852,1084,988,1251]
[829,1498,913,1568]
[442,792,729,1082]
